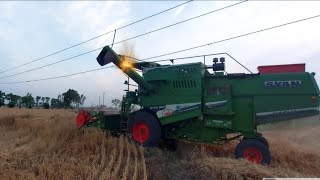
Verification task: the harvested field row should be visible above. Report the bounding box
[1,108,319,179]
[0,109,147,180]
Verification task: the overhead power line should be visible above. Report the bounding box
[1,13,319,85]
[0,0,247,80]
[0,53,230,84]
[0,0,193,74]
[141,14,320,61]
[0,66,114,84]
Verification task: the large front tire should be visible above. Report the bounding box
[243,136,269,149]
[234,139,271,165]
[128,111,161,147]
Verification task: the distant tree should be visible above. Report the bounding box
[45,97,50,103]
[5,93,20,108]
[16,95,22,108]
[80,94,86,107]
[51,98,59,108]
[5,93,13,103]
[7,102,15,108]
[43,97,50,109]
[0,90,5,107]
[62,89,80,108]
[43,103,50,109]
[57,94,62,101]
[21,93,35,108]
[51,96,66,109]
[36,96,41,107]
[41,97,45,104]
[111,99,121,108]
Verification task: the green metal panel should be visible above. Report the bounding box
[160,109,202,125]
[230,96,255,132]
[204,72,319,132]
[254,95,318,112]
[85,112,122,133]
[203,84,233,115]
[254,94,319,124]
[140,63,204,125]
[165,118,233,143]
[104,114,122,133]
[205,119,232,129]
[228,73,318,95]
[143,63,203,81]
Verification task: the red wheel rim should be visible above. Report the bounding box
[76,110,89,127]
[132,122,150,143]
[243,147,263,164]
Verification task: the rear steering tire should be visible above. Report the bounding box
[235,139,271,165]
[128,111,161,147]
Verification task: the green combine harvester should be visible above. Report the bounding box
[76,46,319,165]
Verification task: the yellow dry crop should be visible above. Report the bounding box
[0,108,147,180]
[1,107,319,179]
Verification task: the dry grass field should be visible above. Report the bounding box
[0,108,319,180]
[0,108,147,180]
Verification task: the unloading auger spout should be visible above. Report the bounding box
[96,46,153,91]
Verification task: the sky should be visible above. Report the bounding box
[0,1,320,106]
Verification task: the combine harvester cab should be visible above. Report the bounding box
[77,46,320,165]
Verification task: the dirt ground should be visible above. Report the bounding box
[0,108,319,179]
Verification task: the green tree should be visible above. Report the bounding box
[62,89,80,108]
[80,94,86,107]
[21,93,35,108]
[0,90,5,107]
[45,97,50,103]
[112,98,121,108]
[16,95,22,108]
[58,94,63,102]
[43,97,50,109]
[36,96,41,107]
[41,97,45,104]
[7,102,15,108]
[5,93,19,108]
[43,103,50,109]
[5,93,13,103]
[51,98,59,108]
[51,95,65,109]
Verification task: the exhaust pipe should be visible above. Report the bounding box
[97,46,153,91]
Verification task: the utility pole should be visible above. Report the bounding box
[103,92,105,106]
[128,76,130,91]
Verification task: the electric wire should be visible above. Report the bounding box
[141,14,320,61]
[0,0,193,74]
[1,13,319,84]
[0,0,247,80]
[0,66,116,84]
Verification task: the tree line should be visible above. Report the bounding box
[0,89,86,109]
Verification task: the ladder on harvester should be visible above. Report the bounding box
[120,99,129,131]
